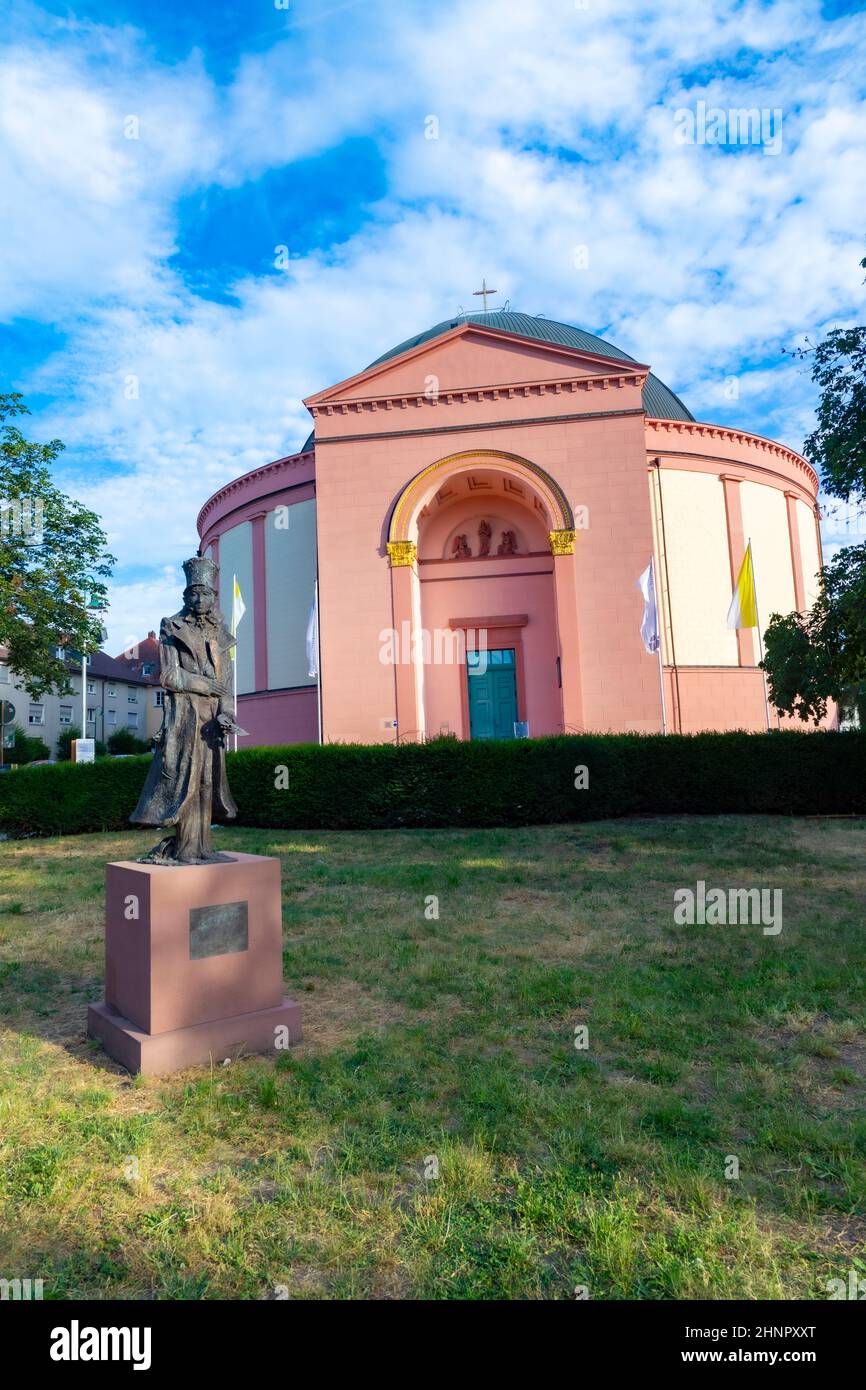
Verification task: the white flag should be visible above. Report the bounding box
[306,581,319,679]
[637,559,660,654]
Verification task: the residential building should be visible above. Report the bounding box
[0,647,156,758]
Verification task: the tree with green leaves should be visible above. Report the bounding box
[0,392,114,699]
[762,252,866,724]
[763,544,866,724]
[4,722,50,764]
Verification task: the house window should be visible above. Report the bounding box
[128,692,137,703]
[87,681,95,694]
[127,711,139,729]
[107,709,117,726]
[87,708,96,725]
[141,663,154,676]
[154,690,165,707]
[28,705,45,725]
[0,664,9,683]
[59,705,73,725]
[107,685,116,697]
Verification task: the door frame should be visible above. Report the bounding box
[449,614,529,740]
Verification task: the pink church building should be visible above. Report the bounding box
[196,310,825,745]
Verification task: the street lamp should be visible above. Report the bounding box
[79,595,108,758]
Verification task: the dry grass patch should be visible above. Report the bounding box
[1,816,865,1299]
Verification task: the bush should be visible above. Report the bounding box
[56,726,106,760]
[0,731,864,839]
[107,727,151,755]
[3,723,50,765]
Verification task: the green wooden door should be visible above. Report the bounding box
[467,649,518,740]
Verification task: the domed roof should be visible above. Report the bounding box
[300,309,692,451]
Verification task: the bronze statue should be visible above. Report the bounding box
[131,555,246,865]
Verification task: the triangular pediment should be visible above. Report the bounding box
[305,322,648,407]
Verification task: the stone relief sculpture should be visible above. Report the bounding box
[451,534,472,559]
[497,530,518,555]
[478,519,492,556]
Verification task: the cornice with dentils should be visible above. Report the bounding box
[196,448,314,535]
[647,417,819,493]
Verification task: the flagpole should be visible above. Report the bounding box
[231,572,239,755]
[747,539,774,732]
[657,641,667,734]
[315,579,322,746]
[653,558,668,735]
[232,647,238,754]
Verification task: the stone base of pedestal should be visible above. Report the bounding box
[87,851,302,1076]
[87,997,302,1075]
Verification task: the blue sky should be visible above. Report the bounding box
[2,0,865,649]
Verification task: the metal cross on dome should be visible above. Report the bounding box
[472,279,498,312]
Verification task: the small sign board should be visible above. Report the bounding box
[0,700,15,725]
[189,902,249,959]
[71,738,96,764]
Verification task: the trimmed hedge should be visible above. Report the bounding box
[0,732,864,839]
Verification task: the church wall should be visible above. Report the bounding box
[314,436,408,743]
[351,331,644,400]
[199,455,319,743]
[739,480,797,651]
[264,498,318,691]
[217,521,255,695]
[797,498,822,609]
[657,471,739,667]
[315,400,664,739]
[198,326,830,745]
[663,667,771,733]
[644,421,830,732]
[419,567,560,738]
[546,412,665,732]
[237,686,318,746]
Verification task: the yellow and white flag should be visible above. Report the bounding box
[232,576,246,632]
[230,575,246,657]
[726,543,758,629]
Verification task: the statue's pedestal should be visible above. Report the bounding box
[87,852,301,1075]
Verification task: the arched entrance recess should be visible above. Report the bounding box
[385,450,581,741]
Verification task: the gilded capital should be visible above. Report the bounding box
[549,529,576,556]
[387,540,417,568]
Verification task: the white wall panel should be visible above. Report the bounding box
[740,482,796,644]
[218,522,255,694]
[659,471,738,666]
[797,500,822,610]
[265,499,317,689]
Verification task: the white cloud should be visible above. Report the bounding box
[3,0,865,647]
[106,568,182,658]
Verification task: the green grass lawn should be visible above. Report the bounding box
[0,816,864,1300]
